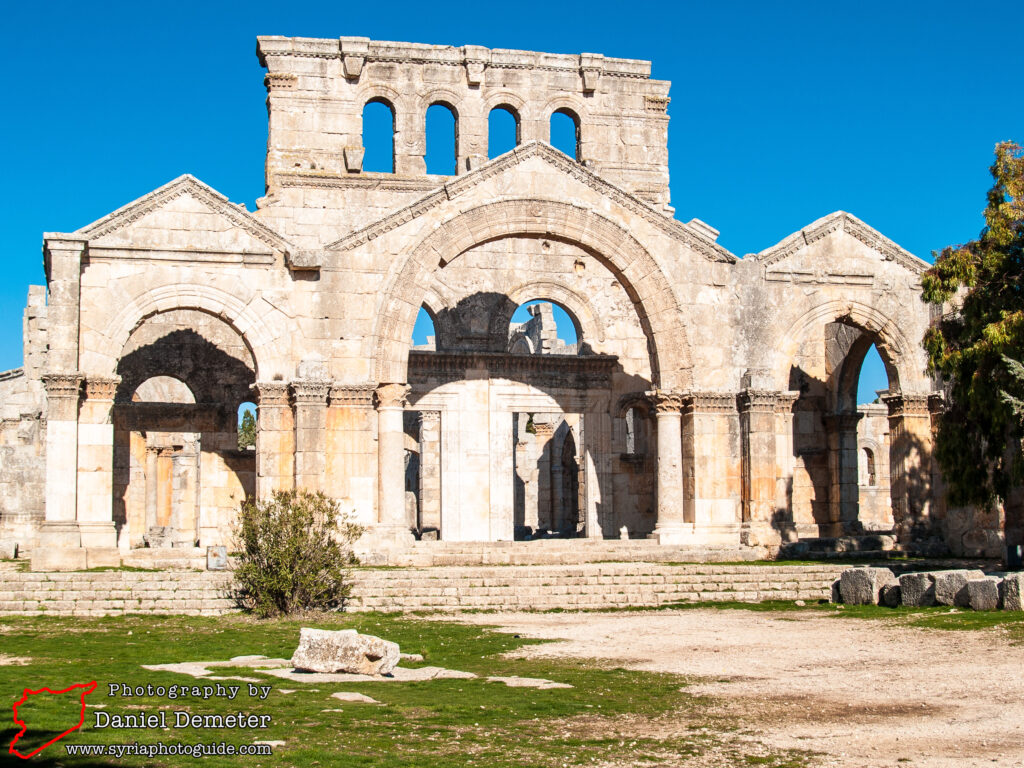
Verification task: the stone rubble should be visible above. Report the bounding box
[291,628,400,676]
[836,567,1023,612]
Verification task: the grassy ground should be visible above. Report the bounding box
[0,612,811,768]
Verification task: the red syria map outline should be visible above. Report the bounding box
[8,680,97,759]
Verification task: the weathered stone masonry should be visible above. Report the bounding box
[0,35,1003,567]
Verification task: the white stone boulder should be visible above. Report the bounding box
[899,572,936,607]
[1000,573,1024,612]
[0,540,17,559]
[933,569,986,607]
[966,577,1000,612]
[838,567,896,605]
[291,628,401,676]
[880,582,902,607]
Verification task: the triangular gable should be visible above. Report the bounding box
[325,141,736,264]
[76,175,293,256]
[754,211,930,275]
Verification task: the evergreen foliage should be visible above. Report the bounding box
[922,141,1024,508]
[238,409,256,450]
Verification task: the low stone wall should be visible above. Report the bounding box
[0,563,849,617]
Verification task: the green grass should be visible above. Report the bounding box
[0,613,812,767]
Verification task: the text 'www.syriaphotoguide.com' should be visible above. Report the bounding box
[64,741,273,758]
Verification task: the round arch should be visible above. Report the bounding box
[90,283,294,380]
[372,198,692,388]
[486,279,607,353]
[772,299,920,396]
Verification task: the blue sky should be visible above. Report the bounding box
[2,0,1019,404]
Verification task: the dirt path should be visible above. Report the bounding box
[445,610,1024,768]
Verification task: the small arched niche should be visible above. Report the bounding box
[488,105,520,159]
[508,300,580,355]
[132,375,196,404]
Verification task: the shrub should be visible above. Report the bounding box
[233,489,363,617]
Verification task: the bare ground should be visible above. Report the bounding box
[445,609,1024,768]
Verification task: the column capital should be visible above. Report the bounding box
[685,391,737,414]
[253,381,290,407]
[328,382,376,407]
[375,383,410,410]
[42,372,83,402]
[290,379,331,405]
[645,389,685,413]
[882,392,931,418]
[83,376,121,402]
[823,412,865,429]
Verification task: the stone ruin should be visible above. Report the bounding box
[0,34,1011,570]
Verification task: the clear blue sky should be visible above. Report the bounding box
[3,0,1019,405]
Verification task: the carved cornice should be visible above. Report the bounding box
[646,389,685,413]
[264,72,297,92]
[684,392,737,414]
[737,390,779,413]
[83,376,121,402]
[75,174,294,256]
[882,393,932,418]
[754,211,930,276]
[324,142,736,264]
[408,350,615,390]
[41,373,83,400]
[329,383,377,407]
[290,380,331,405]
[375,383,411,410]
[254,381,290,407]
[774,391,801,414]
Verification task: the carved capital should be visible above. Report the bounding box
[264,72,297,92]
[291,380,331,406]
[646,389,685,414]
[83,376,120,402]
[42,373,83,401]
[882,393,931,418]
[375,383,410,410]
[774,391,801,414]
[329,383,376,407]
[254,381,290,407]
[737,390,778,413]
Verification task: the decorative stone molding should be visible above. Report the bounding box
[409,350,615,391]
[42,373,83,421]
[579,53,604,92]
[685,392,737,414]
[882,393,932,418]
[463,45,489,86]
[644,95,671,113]
[329,383,376,407]
[375,383,411,410]
[737,390,778,413]
[83,376,121,402]
[343,146,364,173]
[264,72,297,92]
[339,37,369,79]
[646,389,685,413]
[290,380,331,405]
[254,381,290,407]
[774,391,801,414]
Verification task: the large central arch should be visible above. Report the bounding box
[372,198,693,387]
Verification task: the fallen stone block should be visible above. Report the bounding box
[1000,573,1024,612]
[933,569,985,607]
[291,628,400,676]
[0,540,17,559]
[330,691,380,704]
[839,567,896,605]
[880,582,901,607]
[899,572,936,607]
[966,577,1000,611]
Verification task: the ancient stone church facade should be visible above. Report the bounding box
[0,35,1005,568]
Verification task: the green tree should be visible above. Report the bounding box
[238,409,256,451]
[233,489,363,618]
[922,141,1024,509]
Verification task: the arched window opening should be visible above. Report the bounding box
[508,300,580,355]
[362,99,395,173]
[425,103,457,175]
[238,402,256,451]
[857,343,887,405]
[550,108,580,161]
[412,306,437,351]
[862,447,877,487]
[488,106,519,159]
[132,375,195,404]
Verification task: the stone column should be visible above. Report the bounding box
[489,409,515,541]
[738,389,780,545]
[532,421,555,531]
[75,376,120,549]
[883,393,935,545]
[825,412,865,535]
[772,392,801,540]
[43,237,85,373]
[581,406,612,538]
[291,380,330,491]
[374,384,415,545]
[683,393,743,545]
[254,382,294,498]
[418,411,442,534]
[37,373,84,567]
[648,390,689,544]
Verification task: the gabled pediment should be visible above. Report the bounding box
[325,141,736,263]
[75,175,293,259]
[754,211,930,276]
